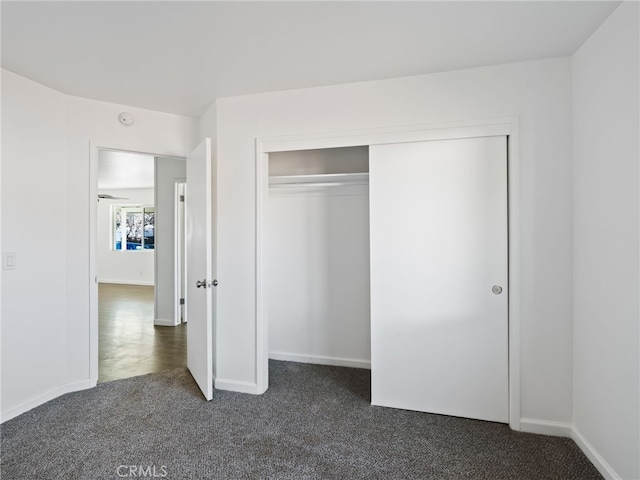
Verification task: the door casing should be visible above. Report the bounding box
[174,182,187,325]
[255,117,521,430]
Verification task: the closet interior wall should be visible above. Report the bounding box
[267,147,371,369]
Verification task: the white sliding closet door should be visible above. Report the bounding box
[369,136,508,423]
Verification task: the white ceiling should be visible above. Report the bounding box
[98,150,155,190]
[1,1,620,117]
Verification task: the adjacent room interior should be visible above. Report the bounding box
[97,150,187,382]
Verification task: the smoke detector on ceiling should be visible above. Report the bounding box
[118,112,134,126]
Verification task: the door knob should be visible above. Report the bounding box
[492,285,503,295]
[211,279,218,287]
[196,279,207,288]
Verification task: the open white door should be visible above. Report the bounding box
[186,138,215,400]
[369,136,508,423]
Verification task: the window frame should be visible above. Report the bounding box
[111,204,155,251]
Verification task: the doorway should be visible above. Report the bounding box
[96,149,186,383]
[255,120,521,427]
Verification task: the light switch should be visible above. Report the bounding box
[3,252,16,270]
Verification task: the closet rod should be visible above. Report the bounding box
[269,172,369,187]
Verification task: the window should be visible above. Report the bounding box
[113,205,155,250]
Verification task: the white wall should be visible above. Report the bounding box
[269,147,369,176]
[1,68,199,420]
[1,70,68,417]
[268,149,370,368]
[96,188,155,286]
[572,2,640,479]
[154,156,186,325]
[209,57,575,425]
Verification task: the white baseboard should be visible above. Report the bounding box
[153,318,178,327]
[1,378,96,424]
[214,352,370,395]
[214,378,259,394]
[572,427,620,480]
[519,418,573,437]
[519,419,622,479]
[99,279,154,286]
[269,351,371,369]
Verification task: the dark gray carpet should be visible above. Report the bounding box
[1,361,601,479]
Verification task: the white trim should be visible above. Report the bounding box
[174,182,186,326]
[98,279,154,287]
[259,118,514,153]
[255,147,269,394]
[269,352,371,370]
[1,379,95,424]
[255,117,521,429]
[153,318,178,327]
[506,122,521,431]
[572,427,621,480]
[516,418,623,479]
[519,418,573,437]
[215,378,260,395]
[89,141,99,384]
[90,141,189,386]
[154,168,159,323]
[174,181,180,326]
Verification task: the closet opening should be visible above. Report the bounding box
[266,146,371,398]
[256,120,520,427]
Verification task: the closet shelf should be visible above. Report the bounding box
[269,172,369,188]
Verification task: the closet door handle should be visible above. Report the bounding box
[196,279,207,288]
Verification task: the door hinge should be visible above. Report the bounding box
[180,195,185,202]
[179,298,185,305]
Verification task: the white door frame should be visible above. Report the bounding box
[174,182,187,325]
[255,117,521,430]
[89,141,188,384]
